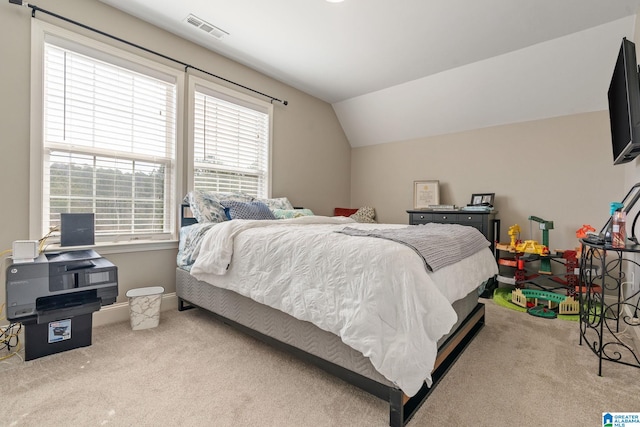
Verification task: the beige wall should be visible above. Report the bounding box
[0,0,351,309]
[619,14,640,314]
[625,14,640,201]
[351,111,627,252]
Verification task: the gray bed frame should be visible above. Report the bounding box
[176,204,485,426]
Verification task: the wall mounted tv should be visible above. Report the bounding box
[609,37,640,165]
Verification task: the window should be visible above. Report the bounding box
[190,79,272,198]
[32,22,182,243]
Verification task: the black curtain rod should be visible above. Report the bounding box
[10,1,288,105]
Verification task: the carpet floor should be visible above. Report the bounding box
[2,299,640,426]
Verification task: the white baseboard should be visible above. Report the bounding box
[93,292,178,327]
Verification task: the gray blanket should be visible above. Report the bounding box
[337,223,490,272]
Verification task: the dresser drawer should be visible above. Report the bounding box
[457,213,483,225]
[411,212,434,224]
[411,212,460,224]
[429,213,458,223]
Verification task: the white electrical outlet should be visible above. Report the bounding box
[629,270,637,291]
[622,271,637,292]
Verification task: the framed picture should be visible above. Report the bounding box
[470,192,495,206]
[413,180,440,209]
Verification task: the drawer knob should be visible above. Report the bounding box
[420,215,424,219]
[467,216,472,220]
[442,216,447,219]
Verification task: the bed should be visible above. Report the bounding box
[176,194,498,426]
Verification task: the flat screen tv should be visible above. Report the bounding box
[609,37,640,165]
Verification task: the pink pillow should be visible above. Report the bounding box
[334,207,359,217]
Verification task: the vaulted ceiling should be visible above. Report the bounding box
[100,0,640,146]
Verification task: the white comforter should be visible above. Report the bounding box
[190,216,498,396]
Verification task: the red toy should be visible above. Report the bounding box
[575,224,596,239]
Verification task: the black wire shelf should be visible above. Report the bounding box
[578,242,640,375]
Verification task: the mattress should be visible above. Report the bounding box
[176,267,480,389]
[178,216,498,395]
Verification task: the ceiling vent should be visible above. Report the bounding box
[184,14,229,39]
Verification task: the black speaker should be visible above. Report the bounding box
[60,213,95,247]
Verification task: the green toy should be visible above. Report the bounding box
[528,216,554,274]
[527,305,557,319]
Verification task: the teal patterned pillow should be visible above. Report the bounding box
[256,197,294,210]
[220,200,276,220]
[184,190,254,223]
[272,208,314,219]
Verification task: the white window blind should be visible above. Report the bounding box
[42,43,177,240]
[193,87,270,197]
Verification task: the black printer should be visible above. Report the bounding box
[6,249,118,322]
[5,249,118,360]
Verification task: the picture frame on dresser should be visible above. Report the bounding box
[470,192,495,206]
[413,180,440,209]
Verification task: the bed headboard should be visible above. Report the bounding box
[181,203,198,228]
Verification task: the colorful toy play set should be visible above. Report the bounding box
[495,215,586,319]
